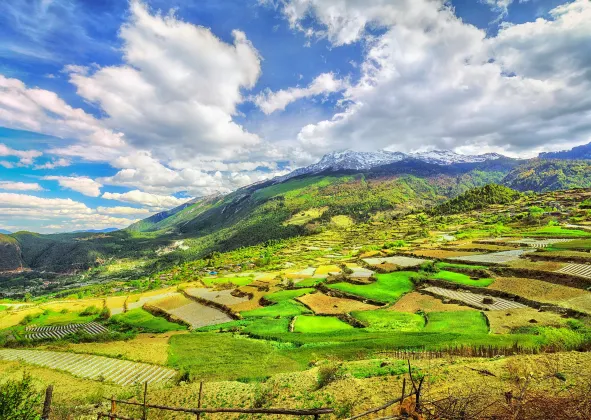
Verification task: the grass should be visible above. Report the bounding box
[25,310,97,327]
[241,300,312,318]
[425,311,489,334]
[168,333,302,381]
[294,278,325,288]
[431,270,494,287]
[0,305,7,312]
[110,308,186,333]
[551,239,591,250]
[527,226,591,237]
[263,288,315,303]
[243,318,290,335]
[293,315,354,333]
[327,271,416,303]
[202,276,254,287]
[352,311,425,332]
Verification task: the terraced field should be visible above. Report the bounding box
[422,287,528,310]
[166,301,232,328]
[362,256,428,267]
[297,292,379,314]
[508,238,573,248]
[184,288,249,305]
[452,249,533,264]
[555,263,591,279]
[0,349,176,385]
[25,322,108,340]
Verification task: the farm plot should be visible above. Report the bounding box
[349,267,375,278]
[508,238,573,248]
[451,249,533,264]
[111,292,177,315]
[412,249,480,258]
[352,310,424,332]
[422,287,527,310]
[184,288,249,305]
[555,263,591,279]
[0,349,176,385]
[201,276,254,287]
[488,277,591,313]
[486,308,568,334]
[389,292,475,313]
[425,311,489,334]
[25,322,108,340]
[362,256,428,267]
[297,293,379,314]
[328,271,416,303]
[167,302,232,329]
[293,315,353,333]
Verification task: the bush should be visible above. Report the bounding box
[80,306,100,316]
[316,362,344,390]
[0,372,43,420]
[98,306,111,320]
[420,261,439,274]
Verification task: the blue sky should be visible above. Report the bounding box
[0,0,589,233]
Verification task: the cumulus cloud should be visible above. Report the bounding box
[96,206,152,216]
[0,192,138,233]
[275,0,591,157]
[66,0,261,161]
[0,143,42,166]
[43,176,102,197]
[253,73,347,114]
[34,157,71,169]
[0,75,125,150]
[0,181,44,191]
[102,190,190,210]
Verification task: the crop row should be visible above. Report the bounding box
[25,322,108,340]
[0,349,176,385]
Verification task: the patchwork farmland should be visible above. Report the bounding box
[422,287,528,310]
[555,263,591,279]
[25,322,108,340]
[0,349,176,385]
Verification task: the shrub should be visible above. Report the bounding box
[80,306,100,316]
[0,372,43,420]
[420,261,439,274]
[316,362,344,390]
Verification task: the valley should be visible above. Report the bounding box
[1,162,591,418]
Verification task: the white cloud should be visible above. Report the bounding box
[0,192,137,233]
[66,0,262,161]
[253,73,346,114]
[0,75,125,150]
[0,143,42,166]
[96,206,152,216]
[34,157,71,169]
[102,190,190,210]
[43,176,102,197]
[0,181,44,191]
[276,0,591,157]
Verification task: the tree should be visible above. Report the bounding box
[0,373,42,420]
[528,206,545,225]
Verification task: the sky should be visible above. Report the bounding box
[0,0,590,233]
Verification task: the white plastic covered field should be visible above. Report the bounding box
[0,349,176,385]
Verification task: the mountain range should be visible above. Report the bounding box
[2,142,591,274]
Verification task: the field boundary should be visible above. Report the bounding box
[142,304,191,329]
[490,266,591,289]
[181,289,242,320]
[419,280,590,319]
[318,283,387,306]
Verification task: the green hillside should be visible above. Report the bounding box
[431,184,522,215]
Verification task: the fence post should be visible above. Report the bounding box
[42,385,53,420]
[400,378,406,408]
[111,396,116,419]
[143,381,148,420]
[196,381,203,420]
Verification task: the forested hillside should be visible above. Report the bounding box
[503,160,591,192]
[430,184,522,215]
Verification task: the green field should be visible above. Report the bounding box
[293,315,354,333]
[241,300,312,318]
[551,239,591,250]
[436,262,489,270]
[263,288,315,303]
[527,226,591,237]
[0,305,7,312]
[24,310,98,327]
[352,311,425,332]
[201,276,254,287]
[294,278,325,288]
[432,270,494,287]
[328,271,416,303]
[425,311,489,334]
[109,308,186,333]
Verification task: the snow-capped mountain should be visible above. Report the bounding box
[409,150,503,165]
[276,149,506,182]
